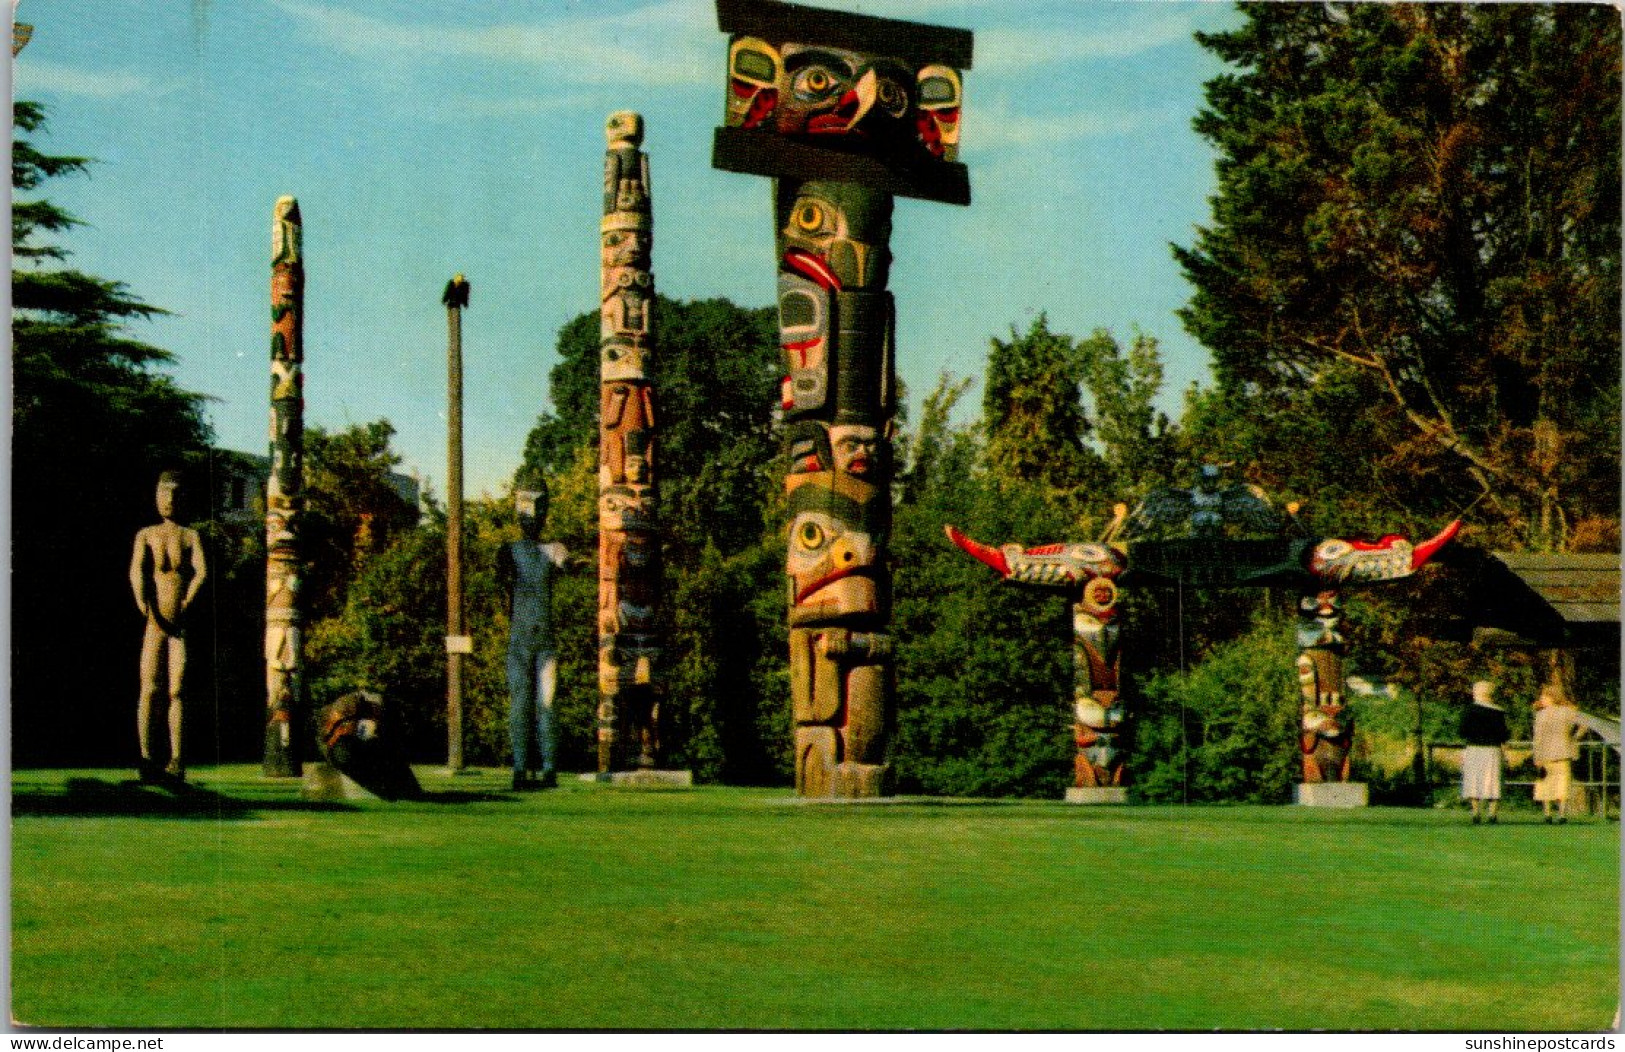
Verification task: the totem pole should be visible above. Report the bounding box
[599,111,662,771]
[945,526,1130,798]
[713,0,972,797]
[1296,588,1351,782]
[948,463,1461,800]
[1294,521,1461,788]
[265,195,304,777]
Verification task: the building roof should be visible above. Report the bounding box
[1490,552,1620,625]
[1467,550,1620,648]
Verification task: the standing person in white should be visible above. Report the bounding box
[498,488,568,791]
[1459,679,1511,824]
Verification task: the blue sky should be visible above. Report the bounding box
[13,0,1244,497]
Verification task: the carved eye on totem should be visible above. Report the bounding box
[795,515,832,555]
[1314,540,1353,564]
[793,201,828,235]
[874,75,910,120]
[917,66,960,108]
[1076,543,1112,565]
[791,63,844,104]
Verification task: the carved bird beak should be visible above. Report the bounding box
[830,69,878,134]
[1410,519,1461,570]
[945,525,1010,578]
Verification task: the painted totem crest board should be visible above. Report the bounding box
[713,0,973,204]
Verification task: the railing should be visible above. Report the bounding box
[1422,738,1618,817]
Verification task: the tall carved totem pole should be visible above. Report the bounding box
[265,196,305,777]
[599,111,663,772]
[713,0,972,796]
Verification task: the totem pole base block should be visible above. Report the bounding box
[595,769,694,789]
[1294,782,1368,808]
[1065,786,1128,805]
[300,762,377,802]
[831,762,890,798]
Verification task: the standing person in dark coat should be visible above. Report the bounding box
[1460,680,1511,824]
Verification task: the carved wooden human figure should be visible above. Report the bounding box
[500,489,568,791]
[265,195,305,777]
[599,111,662,771]
[130,471,207,782]
[714,0,973,797]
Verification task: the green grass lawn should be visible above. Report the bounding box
[11,765,1619,1031]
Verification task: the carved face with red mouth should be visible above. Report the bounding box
[914,64,962,161]
[788,510,875,609]
[727,36,781,129]
[786,473,886,623]
[829,424,880,479]
[778,184,892,290]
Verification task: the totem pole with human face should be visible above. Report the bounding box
[714,0,972,796]
[265,195,304,777]
[599,111,663,772]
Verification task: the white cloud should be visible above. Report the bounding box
[14,57,165,98]
[977,8,1208,71]
[269,0,715,87]
[967,98,1177,150]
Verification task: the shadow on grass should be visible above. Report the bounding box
[408,789,519,805]
[11,777,355,819]
[11,777,517,818]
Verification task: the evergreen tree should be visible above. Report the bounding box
[1076,329,1179,504]
[981,315,1106,519]
[1174,4,1621,550]
[11,101,213,765]
[301,420,421,623]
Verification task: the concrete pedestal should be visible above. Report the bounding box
[1294,782,1368,808]
[580,769,693,788]
[301,761,376,801]
[1065,786,1128,805]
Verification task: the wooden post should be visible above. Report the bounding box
[443,274,470,773]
